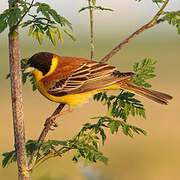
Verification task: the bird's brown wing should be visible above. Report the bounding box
[44,58,135,97]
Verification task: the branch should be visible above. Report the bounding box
[8,2,30,180]
[28,103,65,171]
[88,0,95,60]
[100,0,170,63]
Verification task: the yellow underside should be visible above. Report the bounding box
[37,81,120,108]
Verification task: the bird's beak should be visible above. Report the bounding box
[23,64,35,74]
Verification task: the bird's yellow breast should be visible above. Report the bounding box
[35,80,120,108]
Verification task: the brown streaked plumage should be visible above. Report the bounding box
[24,52,172,108]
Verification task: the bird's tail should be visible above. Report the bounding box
[118,80,173,105]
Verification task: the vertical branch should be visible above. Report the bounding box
[8,2,29,180]
[88,0,95,60]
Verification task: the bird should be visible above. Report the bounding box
[24,52,172,117]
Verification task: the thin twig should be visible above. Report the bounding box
[28,103,65,170]
[32,146,71,169]
[100,0,169,63]
[89,0,95,60]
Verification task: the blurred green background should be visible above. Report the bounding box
[0,0,180,179]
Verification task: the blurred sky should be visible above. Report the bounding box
[1,0,180,33]
[0,0,180,60]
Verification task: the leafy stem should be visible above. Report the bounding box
[149,0,169,26]
[100,0,170,63]
[32,146,71,170]
[32,152,55,170]
[31,128,97,170]
[10,0,35,34]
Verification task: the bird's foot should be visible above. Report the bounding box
[44,116,58,130]
[44,108,72,130]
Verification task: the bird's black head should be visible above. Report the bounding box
[27,52,53,75]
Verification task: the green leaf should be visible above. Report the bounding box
[139,108,146,119]
[19,1,29,14]
[7,58,34,88]
[0,12,7,21]
[21,20,33,28]
[119,121,147,138]
[0,21,7,33]
[8,13,17,27]
[124,103,130,117]
[79,6,91,13]
[28,25,34,36]
[37,28,43,44]
[122,124,128,136]
[6,73,10,79]
[56,27,64,44]
[60,16,73,30]
[29,75,37,91]
[2,151,17,168]
[94,90,146,121]
[96,153,108,165]
[94,6,113,12]
[135,127,147,136]
[32,28,37,39]
[131,58,157,88]
[92,0,96,6]
[9,0,19,4]
[92,140,98,150]
[79,5,113,13]
[48,9,60,23]
[48,28,56,45]
[93,92,102,101]
[131,105,135,116]
[19,58,38,91]
[7,7,21,27]
[163,11,180,35]
[152,0,163,3]
[133,62,139,72]
[127,129,133,137]
[108,120,121,134]
[99,128,106,145]
[63,28,76,41]
[25,140,36,156]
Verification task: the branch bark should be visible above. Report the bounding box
[8,2,29,180]
[28,104,65,171]
[100,0,170,63]
[89,1,95,60]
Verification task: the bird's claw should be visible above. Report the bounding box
[44,116,58,130]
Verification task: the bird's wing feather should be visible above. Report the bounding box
[46,61,134,97]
